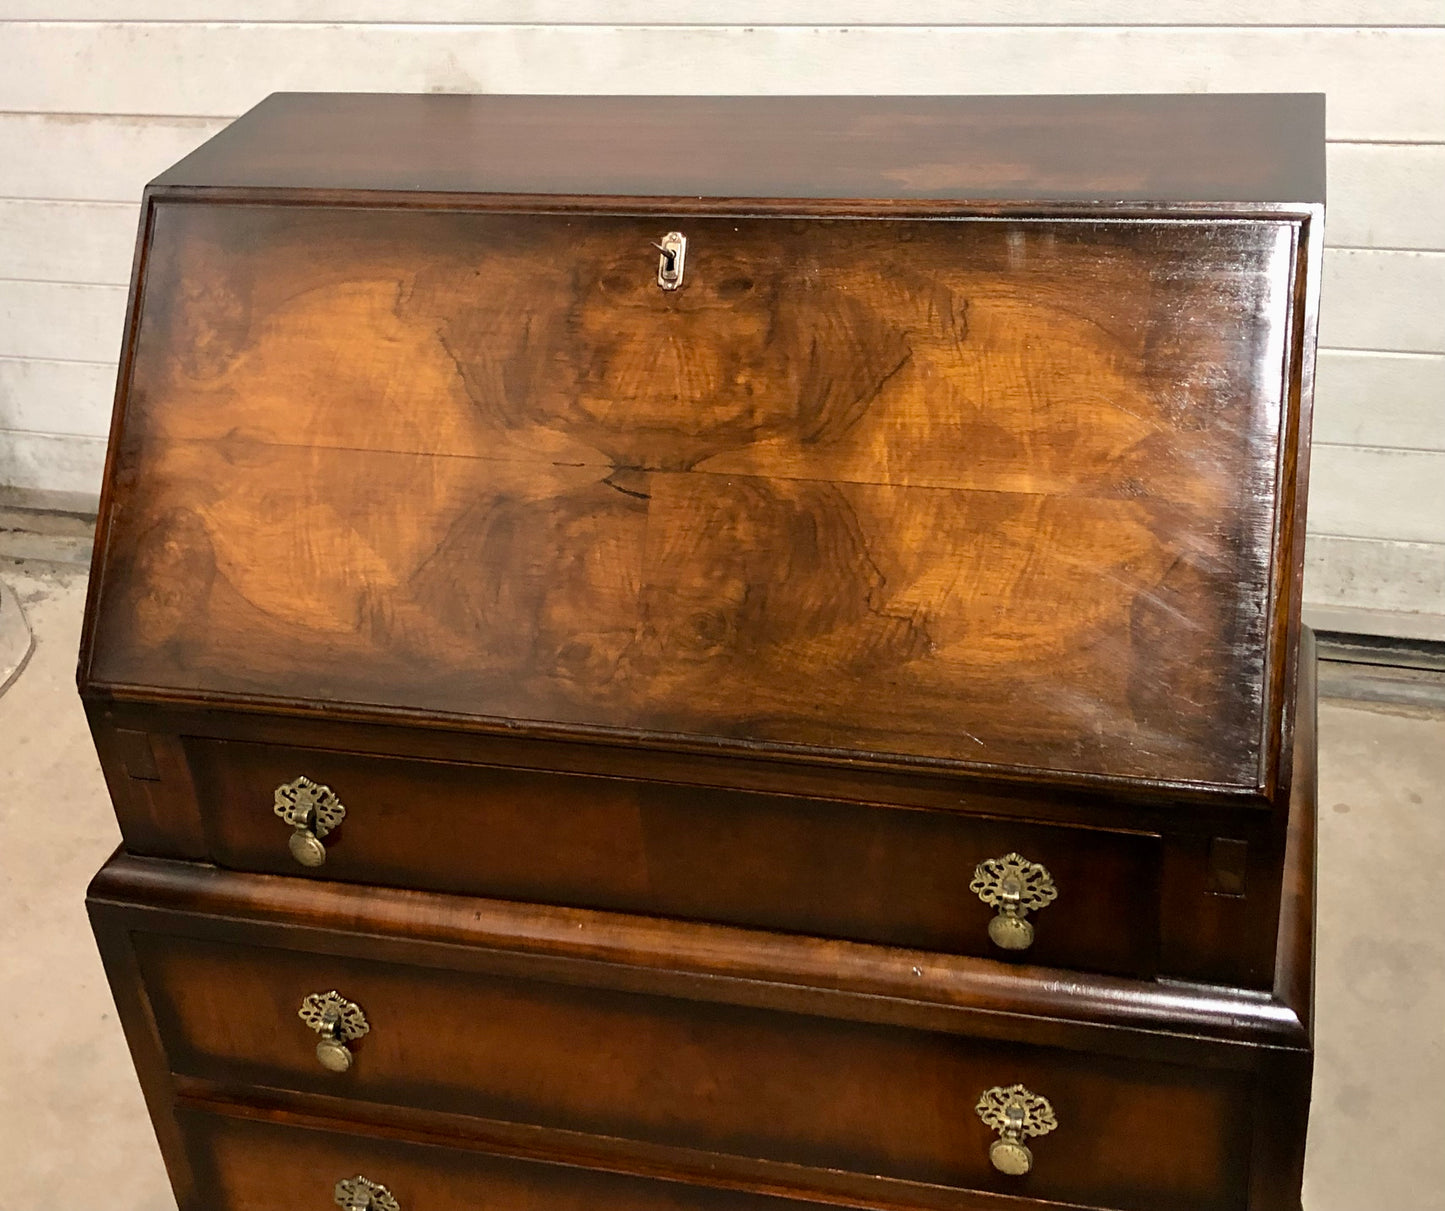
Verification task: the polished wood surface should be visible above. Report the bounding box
[87,663,1313,1210]
[86,200,1305,796]
[83,649,1321,990]
[137,932,1249,1211]
[82,95,1321,1211]
[87,637,1318,997]
[179,1108,847,1211]
[153,93,1327,205]
[1247,632,1316,1211]
[181,734,1161,977]
[85,839,1307,1056]
[87,714,1313,1211]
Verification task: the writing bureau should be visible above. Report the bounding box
[82,92,1322,1211]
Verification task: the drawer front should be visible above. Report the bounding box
[178,1107,890,1211]
[140,933,1250,1211]
[184,736,1161,976]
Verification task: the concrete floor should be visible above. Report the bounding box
[1,562,1442,1211]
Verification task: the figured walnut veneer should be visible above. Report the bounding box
[87,204,1303,792]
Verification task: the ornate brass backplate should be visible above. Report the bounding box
[976,1083,1058,1175]
[334,1175,400,1211]
[969,852,1057,950]
[299,990,369,1073]
[273,775,346,867]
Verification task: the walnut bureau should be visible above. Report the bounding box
[80,93,1323,1211]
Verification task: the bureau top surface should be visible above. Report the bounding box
[151,92,1326,205]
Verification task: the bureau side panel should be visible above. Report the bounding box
[86,880,199,1208]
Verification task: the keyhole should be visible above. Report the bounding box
[654,232,686,290]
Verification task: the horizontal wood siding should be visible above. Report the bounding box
[0,281,127,363]
[1310,447,1445,543]
[1314,351,1445,451]
[0,26,1441,140]
[0,431,108,495]
[1304,534,1445,614]
[0,200,137,284]
[0,9,1439,625]
[0,113,228,202]
[0,357,116,435]
[1320,251,1445,354]
[9,3,1445,23]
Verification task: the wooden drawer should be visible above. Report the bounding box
[96,883,1305,1211]
[176,1107,859,1211]
[91,633,1326,993]
[180,735,1161,977]
[136,929,1252,1211]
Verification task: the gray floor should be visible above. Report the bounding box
[1,561,1442,1211]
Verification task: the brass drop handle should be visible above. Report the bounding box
[970,852,1057,950]
[274,775,346,867]
[334,1176,399,1211]
[976,1084,1057,1175]
[300,991,369,1073]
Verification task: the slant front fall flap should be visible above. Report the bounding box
[86,203,1299,791]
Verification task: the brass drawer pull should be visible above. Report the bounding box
[976,1083,1057,1175]
[334,1176,399,1211]
[970,852,1057,950]
[274,775,346,867]
[299,990,369,1072]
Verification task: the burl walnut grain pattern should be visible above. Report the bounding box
[86,201,1301,791]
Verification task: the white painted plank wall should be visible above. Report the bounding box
[8,2,1445,21]
[4,25,1445,139]
[0,7,1441,627]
